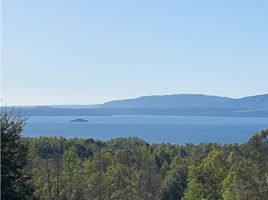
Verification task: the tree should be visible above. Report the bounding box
[31,157,56,200]
[105,163,136,200]
[182,178,204,200]
[84,152,112,200]
[160,156,187,200]
[237,129,268,199]
[183,150,227,200]
[1,112,35,199]
[87,171,108,200]
[30,136,66,199]
[61,147,83,200]
[222,171,239,200]
[135,147,162,200]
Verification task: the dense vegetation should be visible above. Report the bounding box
[1,113,34,199]
[1,113,268,199]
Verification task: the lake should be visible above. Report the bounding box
[23,115,268,144]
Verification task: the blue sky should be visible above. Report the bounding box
[2,0,268,105]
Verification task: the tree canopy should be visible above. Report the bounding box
[1,113,267,200]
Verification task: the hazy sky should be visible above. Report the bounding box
[2,0,268,105]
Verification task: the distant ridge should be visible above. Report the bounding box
[2,94,268,117]
[99,94,268,109]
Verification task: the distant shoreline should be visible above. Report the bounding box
[5,107,267,118]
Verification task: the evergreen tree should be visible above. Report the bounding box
[1,112,35,199]
[182,178,204,200]
[222,171,239,200]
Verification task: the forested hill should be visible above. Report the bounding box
[100,94,268,109]
[28,129,268,199]
[4,94,268,117]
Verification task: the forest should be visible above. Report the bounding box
[1,113,268,200]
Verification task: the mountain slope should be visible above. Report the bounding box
[225,94,268,109]
[4,94,268,117]
[100,94,268,109]
[100,94,232,108]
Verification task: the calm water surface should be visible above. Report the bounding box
[23,115,268,144]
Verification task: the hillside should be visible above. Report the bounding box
[100,94,232,108]
[3,94,268,117]
[100,94,268,109]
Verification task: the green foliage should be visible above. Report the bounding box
[160,156,187,200]
[236,129,268,200]
[106,163,134,199]
[28,129,268,200]
[183,150,228,200]
[222,171,239,200]
[61,147,83,199]
[182,178,204,200]
[2,113,267,200]
[1,112,35,199]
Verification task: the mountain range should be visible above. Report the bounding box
[3,94,268,117]
[99,94,268,109]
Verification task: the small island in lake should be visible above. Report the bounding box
[70,118,88,122]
